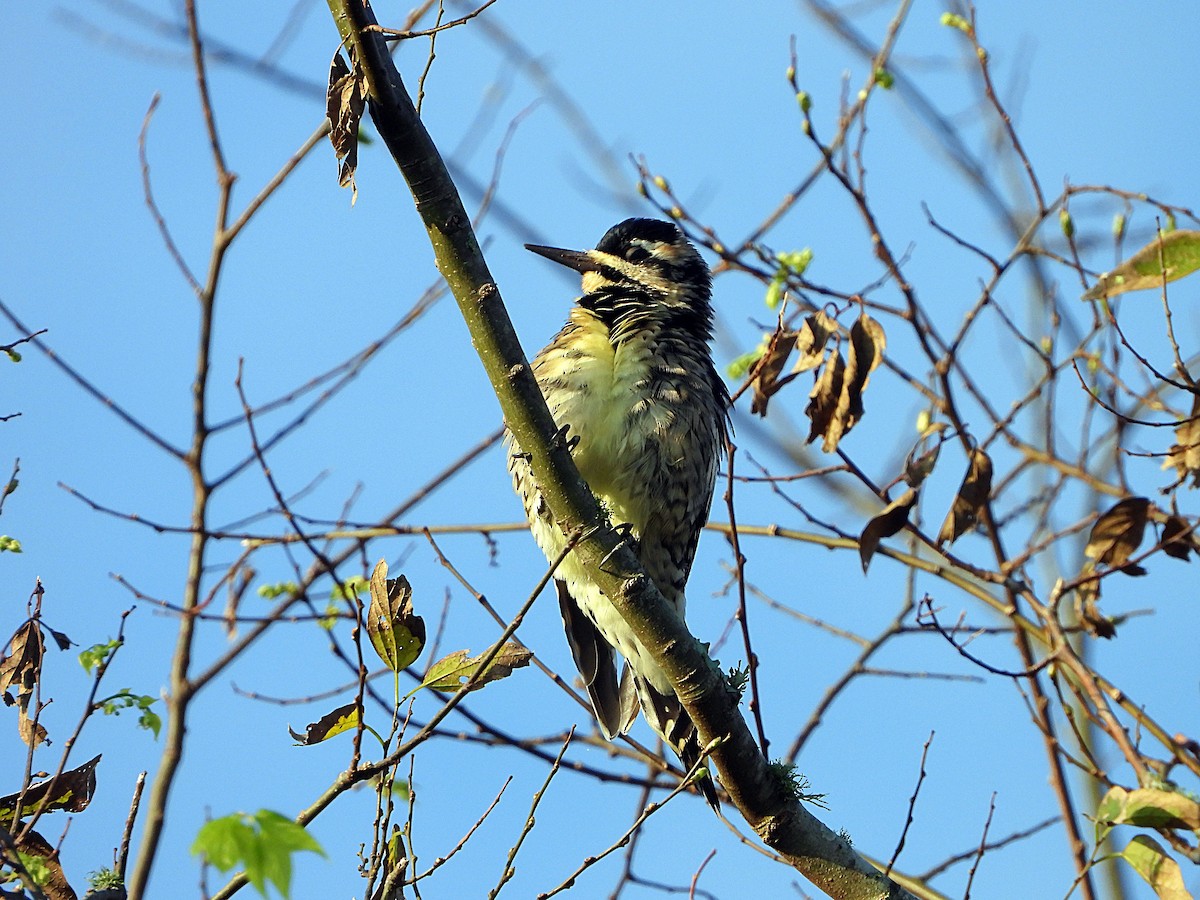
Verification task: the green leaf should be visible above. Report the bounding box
[1097,785,1200,832]
[97,690,159,737]
[1120,835,1192,900]
[289,702,360,746]
[1083,229,1200,300]
[257,581,300,600]
[0,535,22,553]
[15,851,50,885]
[365,559,426,672]
[192,810,324,899]
[5,349,21,363]
[330,575,369,602]
[417,643,532,694]
[193,815,253,871]
[79,639,120,674]
[727,345,766,379]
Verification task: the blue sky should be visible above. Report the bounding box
[3,2,1200,898]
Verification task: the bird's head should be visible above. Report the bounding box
[526,218,714,338]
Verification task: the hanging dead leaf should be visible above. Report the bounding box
[859,489,918,573]
[792,310,838,374]
[366,560,426,673]
[750,325,799,416]
[1085,497,1151,572]
[1074,571,1116,639]
[0,754,101,825]
[937,447,994,546]
[805,347,846,451]
[0,620,44,710]
[903,422,948,488]
[289,701,360,746]
[1160,514,1198,561]
[1082,229,1200,301]
[804,312,886,453]
[1163,392,1200,487]
[18,708,47,748]
[326,47,366,205]
[418,643,532,694]
[843,313,886,429]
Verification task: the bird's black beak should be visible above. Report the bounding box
[524,243,602,274]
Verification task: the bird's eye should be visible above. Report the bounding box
[626,246,652,263]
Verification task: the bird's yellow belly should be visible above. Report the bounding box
[549,328,654,537]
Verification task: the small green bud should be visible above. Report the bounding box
[1111,213,1126,241]
[874,68,894,90]
[796,91,812,113]
[765,279,784,310]
[1059,208,1074,239]
[940,12,971,33]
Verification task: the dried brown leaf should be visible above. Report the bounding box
[859,489,918,573]
[805,348,846,451]
[1085,497,1151,571]
[903,422,948,488]
[1163,393,1200,487]
[0,754,101,824]
[18,707,47,748]
[0,620,44,708]
[792,310,838,374]
[804,312,886,453]
[750,326,799,416]
[843,313,886,429]
[1074,573,1116,639]
[1161,514,1197,561]
[937,447,994,546]
[326,48,366,205]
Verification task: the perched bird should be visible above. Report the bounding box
[505,218,729,806]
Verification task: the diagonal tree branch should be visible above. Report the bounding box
[323,2,916,897]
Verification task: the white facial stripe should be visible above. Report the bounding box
[585,250,675,294]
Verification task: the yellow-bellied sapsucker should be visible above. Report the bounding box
[505,218,729,806]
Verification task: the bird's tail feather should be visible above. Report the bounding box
[630,670,720,809]
[556,580,627,740]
